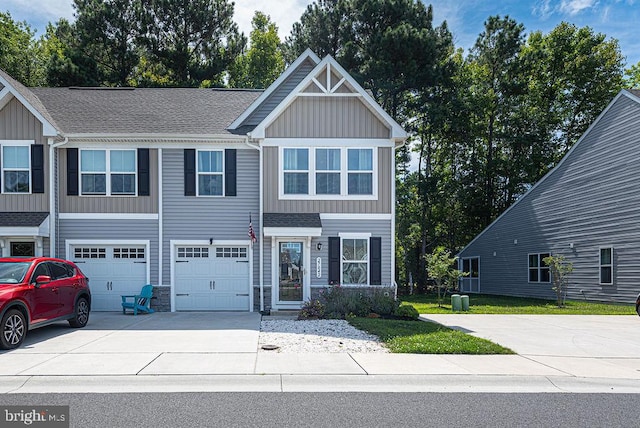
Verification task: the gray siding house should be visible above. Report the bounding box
[0,49,406,312]
[458,89,640,304]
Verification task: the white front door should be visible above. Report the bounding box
[174,245,250,311]
[71,245,148,311]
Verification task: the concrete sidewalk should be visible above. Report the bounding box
[0,312,639,393]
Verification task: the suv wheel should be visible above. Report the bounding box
[68,297,90,328]
[1,309,27,350]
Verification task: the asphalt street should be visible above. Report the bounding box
[2,392,639,427]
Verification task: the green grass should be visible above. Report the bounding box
[400,294,636,315]
[348,317,514,354]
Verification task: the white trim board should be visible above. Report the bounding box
[59,213,159,220]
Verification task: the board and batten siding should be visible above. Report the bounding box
[0,97,49,211]
[266,97,390,139]
[242,57,317,127]
[263,146,392,214]
[57,219,159,284]
[161,148,260,285]
[460,93,640,303]
[58,148,158,213]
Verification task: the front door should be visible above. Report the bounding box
[278,241,304,304]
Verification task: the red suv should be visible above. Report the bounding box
[0,257,91,350]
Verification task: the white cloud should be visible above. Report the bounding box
[559,0,599,15]
[234,0,311,40]
[532,0,554,19]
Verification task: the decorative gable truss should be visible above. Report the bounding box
[248,55,407,142]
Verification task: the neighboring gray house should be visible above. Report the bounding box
[458,89,640,304]
[0,49,406,312]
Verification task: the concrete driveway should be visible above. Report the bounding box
[423,314,640,379]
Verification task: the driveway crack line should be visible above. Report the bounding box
[135,352,164,375]
[347,353,369,375]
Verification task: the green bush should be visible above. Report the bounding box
[395,304,419,320]
[320,285,370,318]
[369,289,399,316]
[298,299,325,319]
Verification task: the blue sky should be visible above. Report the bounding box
[4,0,639,67]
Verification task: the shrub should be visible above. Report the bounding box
[395,304,419,320]
[298,299,325,320]
[368,289,399,316]
[320,285,370,318]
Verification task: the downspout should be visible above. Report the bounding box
[392,137,406,300]
[50,137,68,258]
[245,135,264,313]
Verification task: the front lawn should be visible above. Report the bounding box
[348,317,514,354]
[401,294,636,315]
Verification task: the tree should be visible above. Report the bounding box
[72,0,142,86]
[543,255,573,307]
[625,62,640,88]
[425,247,466,307]
[0,11,46,86]
[283,0,353,63]
[140,0,242,87]
[228,12,284,89]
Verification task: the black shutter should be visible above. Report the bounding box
[184,149,196,196]
[67,148,78,195]
[137,148,150,196]
[31,145,45,193]
[225,149,237,196]
[328,237,341,285]
[370,237,382,285]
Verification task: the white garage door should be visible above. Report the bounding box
[174,246,250,311]
[71,245,148,311]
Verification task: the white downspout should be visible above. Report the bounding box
[47,138,56,257]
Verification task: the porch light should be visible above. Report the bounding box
[316,242,323,250]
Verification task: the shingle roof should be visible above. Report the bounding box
[0,69,60,131]
[629,89,640,98]
[0,212,49,227]
[29,87,262,136]
[263,213,322,228]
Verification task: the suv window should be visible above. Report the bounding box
[31,263,50,282]
[49,262,74,280]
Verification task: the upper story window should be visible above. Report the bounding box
[2,145,30,193]
[528,253,550,283]
[283,148,309,194]
[280,147,375,198]
[80,149,136,195]
[599,247,613,285]
[197,150,224,196]
[347,149,373,195]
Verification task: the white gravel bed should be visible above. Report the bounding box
[259,319,389,353]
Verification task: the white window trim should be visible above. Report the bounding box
[599,246,614,285]
[1,140,33,194]
[79,148,138,197]
[279,146,377,200]
[340,235,370,286]
[196,149,225,197]
[527,252,551,283]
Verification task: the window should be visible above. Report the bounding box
[197,150,224,196]
[49,262,74,280]
[283,148,309,194]
[80,149,136,195]
[342,238,368,284]
[462,258,479,279]
[2,145,30,193]
[347,149,373,195]
[600,247,613,285]
[114,248,145,259]
[528,253,550,283]
[74,247,106,259]
[316,148,341,195]
[216,247,247,258]
[281,147,375,197]
[177,247,209,258]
